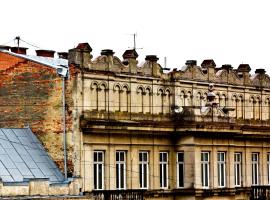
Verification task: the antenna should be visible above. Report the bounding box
[163,56,170,71]
[128,33,142,50]
[15,36,20,47]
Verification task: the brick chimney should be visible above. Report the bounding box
[58,52,68,59]
[36,50,55,58]
[10,47,28,55]
[0,45,11,51]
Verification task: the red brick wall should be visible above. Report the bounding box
[0,52,75,175]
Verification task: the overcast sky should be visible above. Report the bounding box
[2,0,270,73]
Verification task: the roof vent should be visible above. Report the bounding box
[36,50,55,58]
[10,47,28,55]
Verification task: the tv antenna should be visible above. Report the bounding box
[128,33,143,50]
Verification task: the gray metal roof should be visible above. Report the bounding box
[0,128,64,183]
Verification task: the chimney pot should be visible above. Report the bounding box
[36,50,55,58]
[255,68,266,74]
[0,45,11,51]
[123,49,138,59]
[145,55,159,62]
[58,52,68,59]
[10,47,28,55]
[101,49,114,56]
[185,60,197,66]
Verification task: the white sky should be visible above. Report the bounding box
[2,0,270,73]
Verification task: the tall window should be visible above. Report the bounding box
[159,152,168,188]
[201,152,210,188]
[252,153,259,185]
[268,153,270,185]
[93,151,104,190]
[177,152,184,188]
[218,152,226,187]
[116,151,126,189]
[234,153,242,187]
[139,152,149,189]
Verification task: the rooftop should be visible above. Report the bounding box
[0,128,64,183]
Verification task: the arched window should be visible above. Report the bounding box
[99,84,107,111]
[144,88,152,113]
[195,92,201,107]
[220,94,226,108]
[255,97,260,120]
[250,97,255,119]
[91,82,98,110]
[202,92,207,107]
[121,86,129,112]
[237,96,243,119]
[157,89,164,114]
[231,95,237,118]
[164,90,171,114]
[137,87,144,113]
[114,85,121,112]
[185,91,192,107]
[179,91,185,107]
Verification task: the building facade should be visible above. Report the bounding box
[68,45,270,200]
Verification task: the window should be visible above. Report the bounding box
[201,152,210,188]
[267,153,270,185]
[93,151,104,190]
[116,151,126,189]
[177,152,184,188]
[139,152,149,189]
[234,153,242,187]
[159,152,168,188]
[252,153,259,185]
[217,152,226,187]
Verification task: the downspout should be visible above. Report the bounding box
[62,75,67,180]
[57,66,68,180]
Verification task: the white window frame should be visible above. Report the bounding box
[116,151,126,190]
[201,152,210,188]
[139,151,149,189]
[267,152,270,185]
[217,152,226,187]
[159,152,168,189]
[177,152,184,188]
[93,151,104,190]
[252,153,259,185]
[234,153,242,187]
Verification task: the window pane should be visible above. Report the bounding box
[178,153,184,162]
[178,164,184,187]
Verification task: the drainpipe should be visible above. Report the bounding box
[57,66,68,180]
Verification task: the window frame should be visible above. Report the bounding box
[159,152,169,189]
[116,151,126,190]
[177,152,184,188]
[234,152,242,187]
[93,151,105,190]
[217,152,226,188]
[251,153,259,186]
[201,152,210,188]
[139,151,149,189]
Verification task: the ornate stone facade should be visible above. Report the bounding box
[68,43,270,200]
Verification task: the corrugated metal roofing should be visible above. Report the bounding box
[0,128,64,183]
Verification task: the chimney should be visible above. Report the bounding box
[0,45,11,51]
[185,60,197,66]
[255,68,266,74]
[36,50,55,58]
[101,49,114,56]
[10,47,28,55]
[237,64,251,72]
[58,52,68,59]
[221,64,233,71]
[145,55,159,62]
